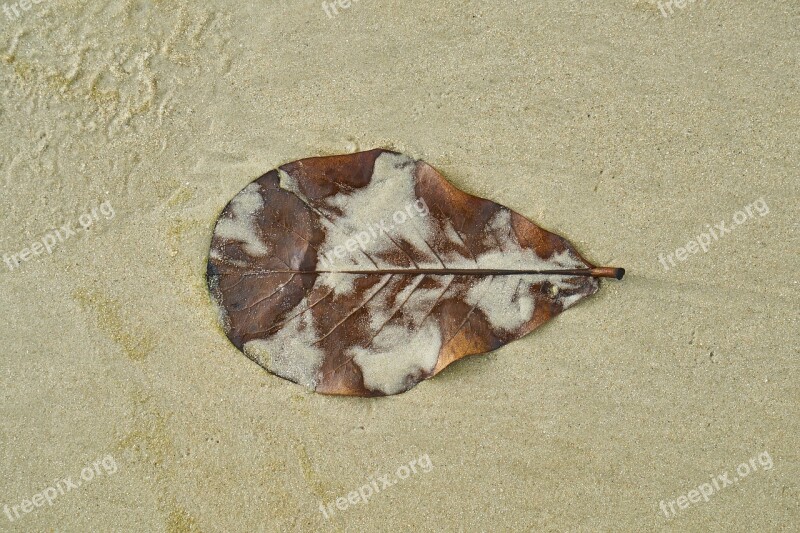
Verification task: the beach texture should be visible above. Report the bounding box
[0,0,797,530]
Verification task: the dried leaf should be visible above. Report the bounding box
[207,149,623,396]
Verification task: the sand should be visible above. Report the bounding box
[0,0,797,531]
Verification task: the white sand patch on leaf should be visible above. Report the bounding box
[324,152,419,237]
[364,274,431,331]
[243,311,324,390]
[214,183,269,256]
[395,209,446,269]
[319,271,359,298]
[560,293,585,310]
[441,220,476,263]
[482,208,513,248]
[395,273,426,302]
[466,276,535,332]
[352,321,442,395]
[278,169,314,208]
[316,152,439,292]
[243,339,273,367]
[278,167,389,295]
[461,210,589,332]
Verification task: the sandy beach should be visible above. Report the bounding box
[0,0,797,530]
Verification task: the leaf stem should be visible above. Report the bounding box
[270,267,625,280]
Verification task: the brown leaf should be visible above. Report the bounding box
[207,149,623,396]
